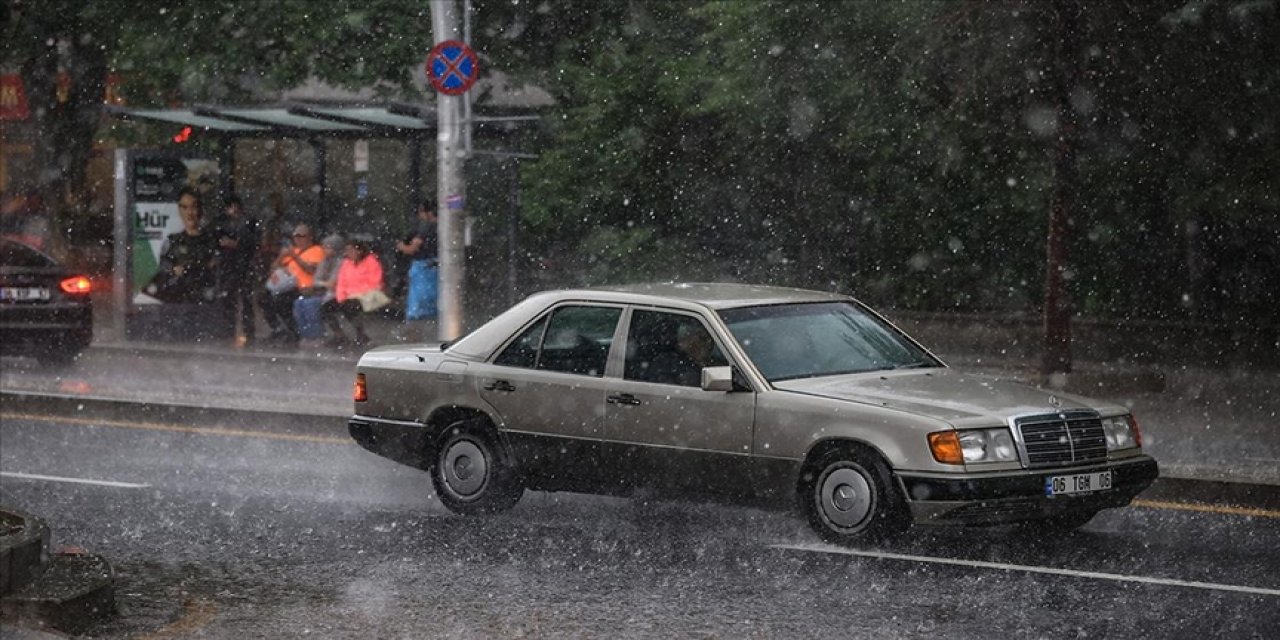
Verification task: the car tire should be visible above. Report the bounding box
[431,421,523,515]
[802,445,910,544]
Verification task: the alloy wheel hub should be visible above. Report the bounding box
[442,440,487,497]
[820,467,873,529]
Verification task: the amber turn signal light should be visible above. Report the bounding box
[1128,414,1142,448]
[59,276,92,294]
[928,431,964,465]
[354,373,367,402]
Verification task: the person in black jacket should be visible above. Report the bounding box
[146,187,217,304]
[215,194,260,343]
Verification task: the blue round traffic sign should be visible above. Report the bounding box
[426,40,479,96]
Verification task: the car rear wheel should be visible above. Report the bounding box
[431,422,523,515]
[802,446,910,544]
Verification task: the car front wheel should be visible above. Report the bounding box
[802,446,910,544]
[431,422,523,515]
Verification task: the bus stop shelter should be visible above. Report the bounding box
[108,102,441,220]
[105,102,535,342]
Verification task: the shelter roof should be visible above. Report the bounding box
[107,103,437,139]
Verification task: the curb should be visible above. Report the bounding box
[0,508,115,635]
[0,391,349,437]
[1,553,116,635]
[0,508,49,598]
[85,341,360,369]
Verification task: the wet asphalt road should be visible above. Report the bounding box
[1,408,1278,639]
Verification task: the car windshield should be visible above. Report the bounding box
[718,302,940,381]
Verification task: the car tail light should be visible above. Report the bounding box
[60,276,92,294]
[1128,414,1142,448]
[928,431,963,465]
[354,373,367,402]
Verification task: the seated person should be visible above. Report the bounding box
[292,234,344,343]
[144,187,217,303]
[261,224,324,346]
[321,237,385,346]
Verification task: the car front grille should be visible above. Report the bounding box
[1016,412,1107,468]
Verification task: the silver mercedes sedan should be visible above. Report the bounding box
[349,283,1157,544]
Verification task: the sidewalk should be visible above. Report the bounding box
[1,290,1276,486]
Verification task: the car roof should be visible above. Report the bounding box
[576,282,849,310]
[443,283,852,360]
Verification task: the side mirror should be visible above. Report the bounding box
[701,366,735,392]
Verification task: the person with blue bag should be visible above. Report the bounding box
[395,203,439,331]
[292,234,344,346]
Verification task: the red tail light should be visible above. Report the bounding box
[59,276,92,294]
[354,373,367,402]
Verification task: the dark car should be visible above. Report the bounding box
[0,238,94,364]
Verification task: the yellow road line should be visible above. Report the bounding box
[0,412,351,446]
[1131,499,1280,520]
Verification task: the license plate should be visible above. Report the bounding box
[0,287,50,302]
[1045,471,1112,496]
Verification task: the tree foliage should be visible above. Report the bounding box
[477,0,1279,326]
[3,0,1276,327]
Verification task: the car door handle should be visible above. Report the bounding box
[607,393,641,406]
[483,380,517,392]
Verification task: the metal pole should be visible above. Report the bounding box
[507,159,519,306]
[111,149,132,342]
[312,139,328,229]
[219,137,237,202]
[463,0,474,157]
[431,0,467,340]
[408,137,423,219]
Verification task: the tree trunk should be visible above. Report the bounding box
[1041,0,1082,379]
[18,23,107,264]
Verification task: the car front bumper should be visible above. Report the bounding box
[898,455,1159,525]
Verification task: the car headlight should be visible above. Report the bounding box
[930,428,1018,464]
[1102,414,1141,451]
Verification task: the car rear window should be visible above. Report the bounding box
[0,240,56,268]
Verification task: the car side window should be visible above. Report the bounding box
[624,310,727,387]
[535,306,621,377]
[493,316,548,369]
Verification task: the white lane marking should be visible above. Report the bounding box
[772,543,1280,597]
[1,471,150,489]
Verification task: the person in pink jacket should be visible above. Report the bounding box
[322,237,385,346]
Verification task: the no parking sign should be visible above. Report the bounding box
[426,40,479,96]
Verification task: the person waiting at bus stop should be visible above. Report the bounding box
[395,203,438,329]
[322,236,385,347]
[214,194,259,345]
[261,223,323,347]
